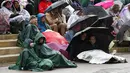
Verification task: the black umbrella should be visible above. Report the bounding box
[69,15,98,31]
[44,1,69,13]
[91,15,114,32]
[83,6,108,18]
[67,27,114,60]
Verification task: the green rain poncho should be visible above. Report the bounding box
[9,39,54,72]
[79,0,89,7]
[17,24,40,47]
[33,33,77,68]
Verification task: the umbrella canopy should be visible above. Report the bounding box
[67,27,114,60]
[83,6,108,18]
[91,15,114,32]
[69,15,98,31]
[44,0,69,13]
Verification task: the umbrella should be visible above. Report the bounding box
[67,27,114,60]
[91,15,114,32]
[44,0,69,13]
[83,6,108,18]
[69,15,98,31]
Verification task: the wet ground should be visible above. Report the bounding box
[0,53,130,73]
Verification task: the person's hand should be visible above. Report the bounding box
[30,43,34,47]
[53,18,58,23]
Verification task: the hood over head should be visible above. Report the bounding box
[1,0,12,7]
[37,13,46,24]
[34,32,46,44]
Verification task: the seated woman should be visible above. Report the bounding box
[32,32,77,68]
[17,15,40,47]
[0,12,10,34]
[37,13,51,32]
[10,0,31,33]
[9,39,54,71]
[45,7,67,36]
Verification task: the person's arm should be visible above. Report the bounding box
[62,14,67,23]
[123,9,130,20]
[45,13,58,24]
[9,13,19,18]
[20,9,31,20]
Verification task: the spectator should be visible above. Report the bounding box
[17,15,40,47]
[109,4,120,17]
[9,0,30,33]
[37,13,51,32]
[0,12,10,34]
[45,7,67,36]
[25,0,35,15]
[38,0,52,13]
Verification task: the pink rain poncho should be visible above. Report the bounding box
[95,0,114,9]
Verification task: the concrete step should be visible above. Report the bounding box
[110,47,130,53]
[0,47,22,55]
[0,62,15,67]
[0,54,19,63]
[0,34,18,40]
[0,39,17,47]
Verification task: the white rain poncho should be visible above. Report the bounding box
[77,50,126,64]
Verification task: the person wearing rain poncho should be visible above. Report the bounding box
[17,15,40,47]
[116,4,130,43]
[9,32,77,71]
[65,8,84,42]
[32,32,77,68]
[9,39,54,72]
[37,13,51,32]
[10,0,30,33]
[0,0,30,33]
[0,10,10,34]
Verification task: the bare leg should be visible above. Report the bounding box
[58,23,67,36]
[50,24,58,32]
